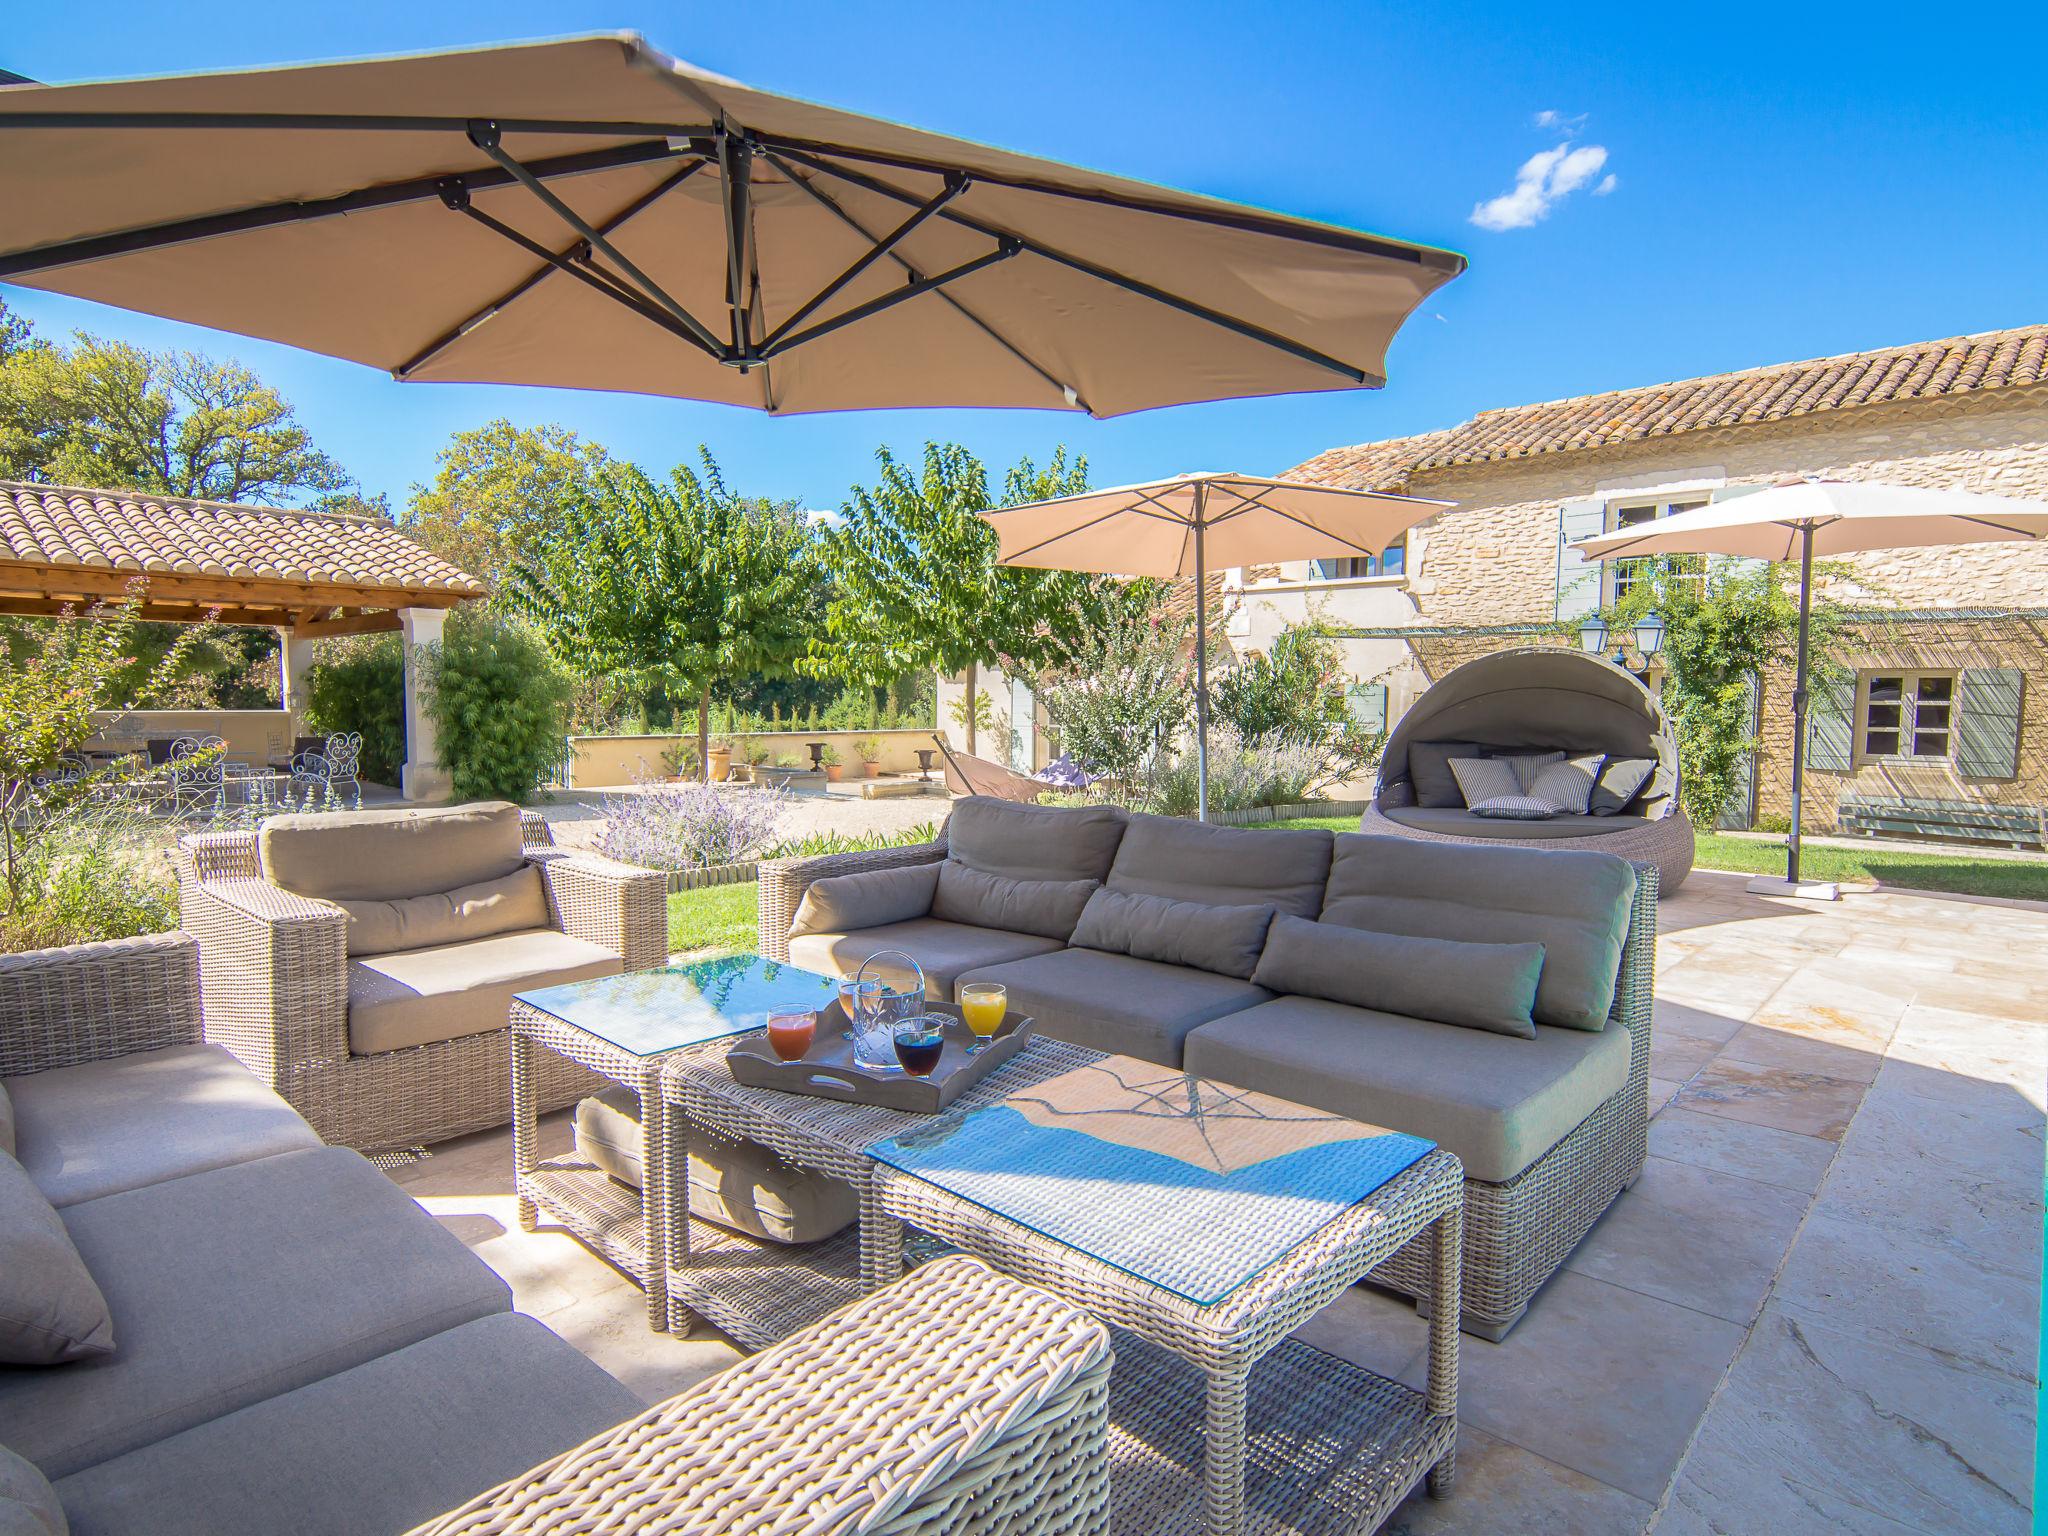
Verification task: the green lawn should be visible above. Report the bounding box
[1261,815,2048,901]
[667,883,760,956]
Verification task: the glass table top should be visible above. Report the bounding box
[515,954,841,1058]
[872,1059,1434,1306]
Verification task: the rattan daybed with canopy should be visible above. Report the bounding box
[1362,647,1695,893]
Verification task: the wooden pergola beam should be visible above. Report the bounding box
[291,610,402,638]
[0,560,472,615]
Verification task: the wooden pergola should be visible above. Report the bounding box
[1,480,487,798]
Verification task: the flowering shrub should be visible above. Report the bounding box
[1141,725,1324,817]
[595,778,789,872]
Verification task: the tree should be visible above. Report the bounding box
[1036,587,1194,788]
[403,419,612,587]
[0,297,29,363]
[510,452,818,779]
[0,331,350,504]
[815,443,1129,753]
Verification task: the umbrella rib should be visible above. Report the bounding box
[468,122,726,357]
[398,158,707,378]
[758,147,1090,412]
[755,174,970,353]
[0,138,688,281]
[757,242,1023,361]
[1253,501,1388,557]
[999,504,1162,566]
[771,142,1379,386]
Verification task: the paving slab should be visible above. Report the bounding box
[1672,1058,1868,1142]
[1383,1425,1655,1536]
[1646,1107,1837,1195]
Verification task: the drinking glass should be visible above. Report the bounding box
[838,978,880,1041]
[957,982,1007,1054]
[893,1018,947,1077]
[766,1010,816,1062]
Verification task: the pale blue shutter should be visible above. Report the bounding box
[1555,500,1606,622]
[1807,674,1856,772]
[1309,559,1337,580]
[1956,668,2024,779]
[1709,484,1770,581]
[1716,670,1761,829]
[1346,683,1389,734]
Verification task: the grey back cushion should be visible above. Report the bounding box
[943,796,1127,883]
[1252,914,1542,1038]
[337,863,550,957]
[0,1443,65,1536]
[931,864,1099,941]
[1589,756,1656,816]
[0,1150,114,1365]
[1106,813,1333,917]
[790,862,940,938]
[1070,887,1276,979]
[261,801,527,902]
[1406,741,1485,808]
[1320,834,1637,1031]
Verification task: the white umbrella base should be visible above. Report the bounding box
[1746,875,1842,901]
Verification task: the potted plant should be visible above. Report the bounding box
[705,737,733,782]
[853,736,884,777]
[818,743,844,782]
[659,740,697,783]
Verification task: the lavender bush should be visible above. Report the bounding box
[594,777,790,872]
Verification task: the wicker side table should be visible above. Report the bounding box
[872,1149,1465,1536]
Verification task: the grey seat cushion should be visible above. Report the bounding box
[1106,813,1332,917]
[0,1151,113,1365]
[347,928,622,1055]
[576,1088,858,1245]
[5,1044,323,1208]
[1321,835,1637,1031]
[0,1079,13,1158]
[959,948,1271,1068]
[260,801,527,903]
[1382,805,1656,841]
[1,1444,63,1536]
[53,1313,641,1536]
[0,1146,511,1478]
[1184,997,1632,1183]
[944,795,1127,883]
[788,918,1063,1000]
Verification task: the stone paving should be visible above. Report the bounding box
[388,869,2044,1534]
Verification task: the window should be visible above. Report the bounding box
[1609,498,1707,604]
[1309,535,1406,581]
[1859,671,1956,761]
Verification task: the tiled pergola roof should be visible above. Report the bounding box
[0,481,484,633]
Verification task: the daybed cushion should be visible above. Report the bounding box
[1,1445,63,1536]
[576,1088,858,1244]
[1528,754,1605,814]
[944,796,1127,883]
[1407,741,1486,808]
[930,863,1098,941]
[336,863,550,958]
[5,1043,323,1208]
[1467,794,1555,821]
[1252,915,1542,1039]
[259,801,527,903]
[0,1146,511,1479]
[1184,996,1633,1183]
[788,918,1064,999]
[347,929,622,1055]
[1105,813,1332,917]
[789,863,940,937]
[0,1151,113,1365]
[1589,756,1657,816]
[1069,887,1275,979]
[1380,805,1657,841]
[959,948,1271,1067]
[53,1313,642,1536]
[1320,835,1637,1032]
[1447,755,1520,807]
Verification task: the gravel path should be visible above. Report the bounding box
[536,783,951,852]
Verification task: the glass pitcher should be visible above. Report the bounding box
[850,950,927,1071]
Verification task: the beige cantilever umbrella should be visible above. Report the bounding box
[1574,477,2048,892]
[0,34,1463,417]
[986,471,1451,819]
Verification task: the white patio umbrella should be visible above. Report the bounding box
[984,472,1452,819]
[1573,478,2048,891]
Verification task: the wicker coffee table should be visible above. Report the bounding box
[509,957,840,1332]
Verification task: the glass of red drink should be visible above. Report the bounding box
[766,1010,816,1062]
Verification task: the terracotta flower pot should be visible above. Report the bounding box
[861,761,881,777]
[707,749,732,781]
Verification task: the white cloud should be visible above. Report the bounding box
[1470,141,1612,231]
[1533,108,1588,137]
[1594,173,1619,196]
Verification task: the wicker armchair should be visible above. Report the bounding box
[410,1253,1112,1536]
[0,931,203,1079]
[177,810,669,1150]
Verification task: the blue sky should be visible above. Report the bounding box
[5,0,2045,513]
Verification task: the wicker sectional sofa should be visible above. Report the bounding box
[761,796,1658,1340]
[0,933,1112,1536]
[177,802,668,1151]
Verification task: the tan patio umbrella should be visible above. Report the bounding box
[0,34,1463,417]
[1574,477,2048,892]
[985,471,1451,818]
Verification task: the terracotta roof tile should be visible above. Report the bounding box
[1289,324,2048,489]
[0,482,486,598]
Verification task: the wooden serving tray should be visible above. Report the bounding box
[724,999,1036,1113]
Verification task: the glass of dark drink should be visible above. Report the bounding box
[892,1018,947,1077]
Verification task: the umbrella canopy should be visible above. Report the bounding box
[984,471,1450,577]
[988,472,1450,819]
[0,34,1464,418]
[1571,477,2048,889]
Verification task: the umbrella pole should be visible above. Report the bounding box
[1193,487,1211,823]
[1786,523,1816,885]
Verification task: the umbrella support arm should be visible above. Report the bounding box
[1193,488,1211,824]
[1786,525,1816,886]
[755,241,1022,361]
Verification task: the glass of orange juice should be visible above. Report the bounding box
[958,983,1006,1053]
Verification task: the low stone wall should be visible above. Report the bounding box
[87,709,295,767]
[566,728,938,788]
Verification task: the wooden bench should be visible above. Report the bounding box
[1837,795,2046,851]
